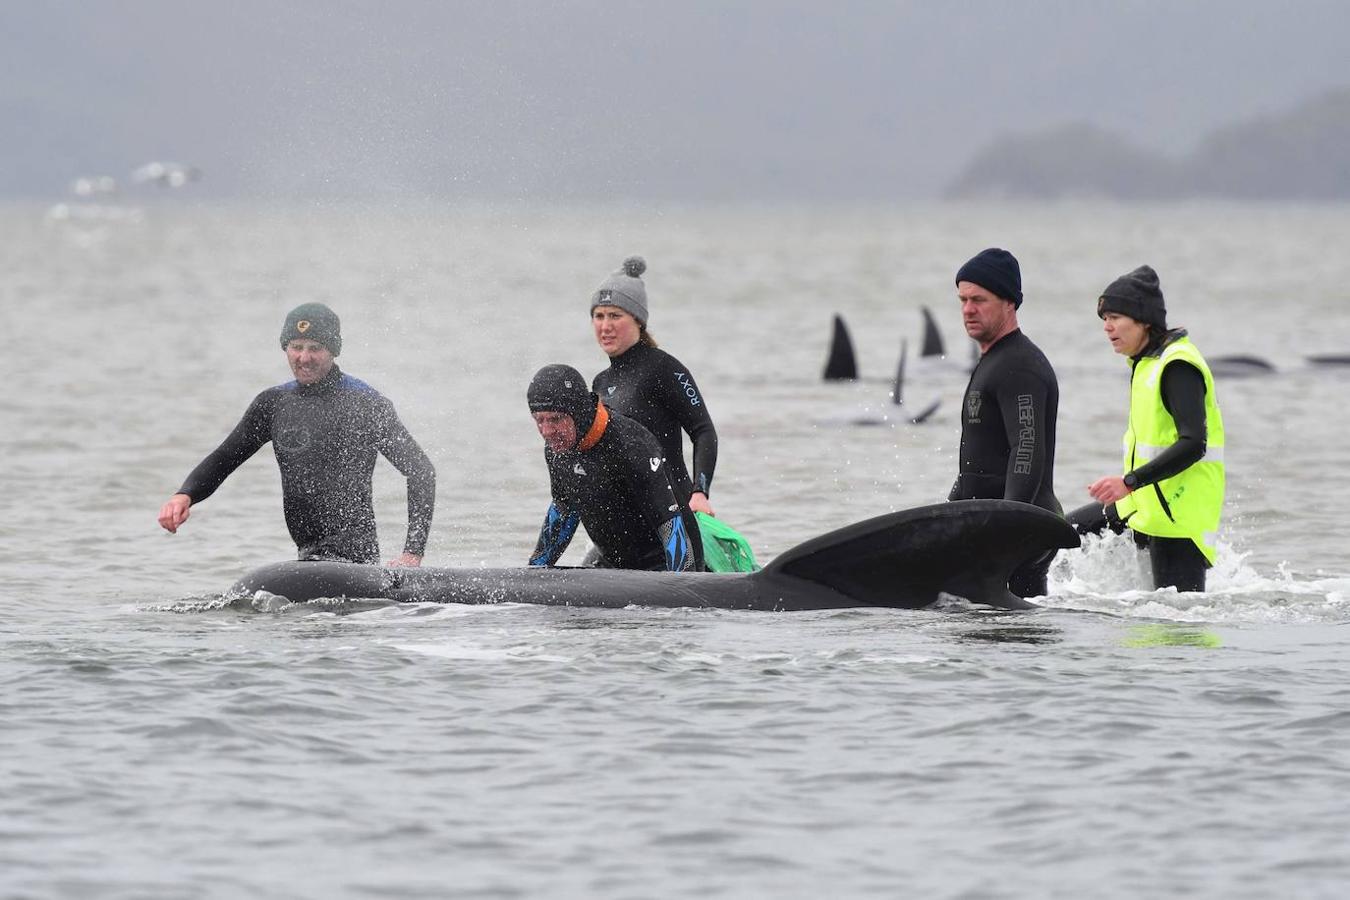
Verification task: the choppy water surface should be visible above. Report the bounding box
[4,201,1350,898]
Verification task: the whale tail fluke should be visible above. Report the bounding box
[759,500,1079,609]
[907,398,941,424]
[892,337,941,423]
[823,314,858,380]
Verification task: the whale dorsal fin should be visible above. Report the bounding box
[822,314,858,380]
[920,306,944,358]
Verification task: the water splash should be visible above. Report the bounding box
[1048,530,1350,624]
[136,590,400,616]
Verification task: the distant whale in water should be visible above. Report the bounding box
[230,500,1079,612]
[820,312,942,424]
[822,314,860,381]
[1307,354,1350,367]
[821,306,958,382]
[1207,355,1276,378]
[823,310,1342,380]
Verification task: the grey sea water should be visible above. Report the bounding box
[4,201,1350,899]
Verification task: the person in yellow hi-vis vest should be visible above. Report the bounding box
[1068,265,1225,592]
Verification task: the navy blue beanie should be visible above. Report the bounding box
[956,248,1023,308]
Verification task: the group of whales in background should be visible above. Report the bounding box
[822,307,1350,427]
[820,307,953,426]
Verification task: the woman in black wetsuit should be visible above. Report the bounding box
[588,256,719,516]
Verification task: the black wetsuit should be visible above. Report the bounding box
[592,343,718,503]
[1067,332,1210,591]
[177,366,436,564]
[530,412,700,572]
[949,329,1061,596]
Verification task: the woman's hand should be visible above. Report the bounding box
[1087,476,1131,505]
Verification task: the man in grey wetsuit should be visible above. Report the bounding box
[157,303,436,566]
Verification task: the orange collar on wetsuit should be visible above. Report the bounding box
[576,400,609,452]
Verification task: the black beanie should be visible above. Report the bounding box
[1098,265,1167,329]
[280,302,342,355]
[956,248,1023,308]
[527,364,598,438]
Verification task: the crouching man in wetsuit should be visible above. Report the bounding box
[1073,265,1225,592]
[950,248,1063,597]
[157,303,436,566]
[526,364,701,572]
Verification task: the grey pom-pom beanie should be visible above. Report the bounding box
[590,256,649,326]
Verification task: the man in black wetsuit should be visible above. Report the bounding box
[157,303,436,566]
[526,364,700,572]
[949,248,1062,597]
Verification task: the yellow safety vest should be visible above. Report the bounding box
[1114,336,1225,563]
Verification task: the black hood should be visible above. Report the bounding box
[527,364,598,436]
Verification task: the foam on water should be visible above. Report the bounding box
[1049,530,1350,624]
[395,642,572,662]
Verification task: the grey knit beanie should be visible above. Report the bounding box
[590,256,649,326]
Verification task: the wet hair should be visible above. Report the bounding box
[638,327,659,349]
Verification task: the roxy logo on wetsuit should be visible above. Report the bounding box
[673,372,701,407]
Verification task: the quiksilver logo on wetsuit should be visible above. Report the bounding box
[674,372,701,407]
[276,426,312,452]
[650,457,661,471]
[573,462,586,476]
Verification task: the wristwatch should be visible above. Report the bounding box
[1122,472,1139,491]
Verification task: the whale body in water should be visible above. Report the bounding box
[230,500,1079,612]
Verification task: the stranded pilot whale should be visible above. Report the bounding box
[230,500,1079,611]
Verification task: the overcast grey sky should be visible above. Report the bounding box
[5,0,1349,201]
